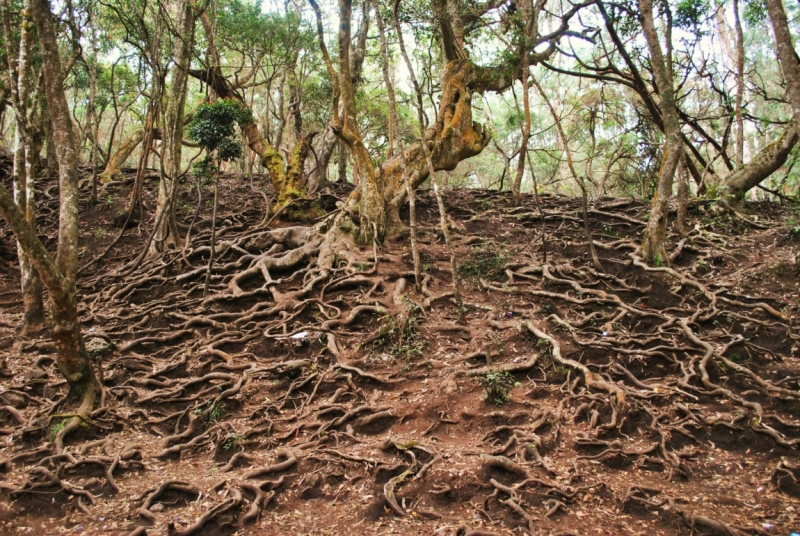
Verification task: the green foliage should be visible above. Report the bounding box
[187,98,253,158]
[479,370,520,406]
[743,0,766,25]
[222,433,242,450]
[458,243,513,282]
[369,298,425,361]
[674,0,710,29]
[48,419,68,441]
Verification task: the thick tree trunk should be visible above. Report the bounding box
[2,0,45,334]
[100,128,147,183]
[638,0,683,266]
[721,126,798,200]
[381,61,491,216]
[29,0,99,398]
[13,131,45,334]
[151,0,194,255]
[306,127,337,192]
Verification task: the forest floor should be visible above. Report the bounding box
[0,171,799,536]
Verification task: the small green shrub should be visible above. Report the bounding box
[369,298,425,361]
[458,243,513,282]
[479,370,520,406]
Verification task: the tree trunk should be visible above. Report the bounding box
[733,0,745,168]
[638,0,683,266]
[150,0,194,255]
[676,156,689,236]
[374,0,420,287]
[100,128,146,183]
[721,126,798,200]
[12,131,45,334]
[2,0,45,333]
[29,0,99,398]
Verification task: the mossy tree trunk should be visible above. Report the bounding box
[99,128,147,183]
[188,72,320,220]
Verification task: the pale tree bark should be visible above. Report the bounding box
[374,0,420,288]
[733,0,745,168]
[394,0,463,309]
[638,0,683,266]
[511,56,531,205]
[151,0,195,255]
[1,0,45,334]
[0,0,101,413]
[306,2,370,194]
[87,7,100,206]
[718,0,800,201]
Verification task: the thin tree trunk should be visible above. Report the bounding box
[151,0,194,255]
[531,75,601,270]
[87,6,99,206]
[511,1,533,205]
[374,0,421,289]
[2,0,45,333]
[638,0,683,266]
[676,156,689,236]
[733,0,745,168]
[393,0,463,311]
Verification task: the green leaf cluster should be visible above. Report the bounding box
[187,98,253,163]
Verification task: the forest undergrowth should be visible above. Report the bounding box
[0,170,799,536]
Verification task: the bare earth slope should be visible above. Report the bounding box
[1,174,799,536]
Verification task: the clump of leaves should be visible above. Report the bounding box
[369,298,425,361]
[193,401,226,425]
[222,433,242,451]
[48,419,68,441]
[187,98,253,175]
[458,242,513,282]
[479,370,520,406]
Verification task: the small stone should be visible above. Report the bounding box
[85,337,114,356]
[151,503,165,513]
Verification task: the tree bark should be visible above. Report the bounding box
[2,0,45,333]
[721,125,798,200]
[374,0,420,288]
[100,128,147,183]
[638,0,683,266]
[151,0,194,255]
[733,0,745,168]
[29,0,99,398]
